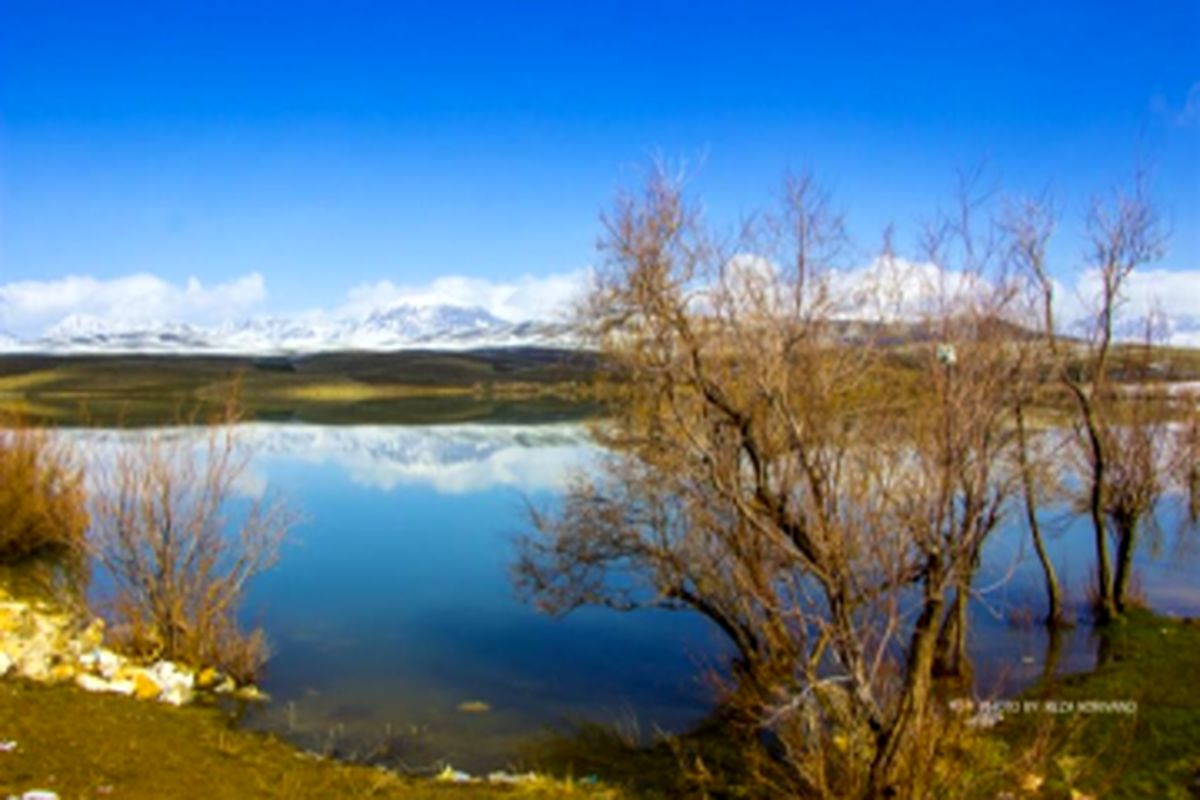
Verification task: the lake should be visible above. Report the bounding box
[39,421,1200,772]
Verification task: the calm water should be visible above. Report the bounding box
[46,421,1200,771]
[227,423,720,771]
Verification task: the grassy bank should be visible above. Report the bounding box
[998,609,1200,799]
[3,614,1197,799]
[0,679,617,800]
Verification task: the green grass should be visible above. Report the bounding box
[999,609,1200,799]
[0,679,618,800]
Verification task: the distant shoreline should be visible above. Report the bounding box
[0,348,601,427]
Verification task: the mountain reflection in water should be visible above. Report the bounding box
[38,422,1200,772]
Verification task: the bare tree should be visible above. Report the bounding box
[1001,194,1069,626]
[1183,396,1200,524]
[909,168,1028,681]
[517,165,1026,798]
[91,401,294,681]
[1013,173,1167,620]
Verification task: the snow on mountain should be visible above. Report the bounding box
[42,314,213,351]
[1,296,1196,355]
[0,303,577,354]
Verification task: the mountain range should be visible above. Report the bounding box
[3,300,1198,355]
[0,304,576,354]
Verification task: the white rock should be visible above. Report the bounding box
[16,649,51,681]
[143,661,195,705]
[74,673,135,696]
[149,660,194,690]
[159,684,193,706]
[76,673,111,693]
[22,791,60,800]
[0,651,11,677]
[95,649,121,679]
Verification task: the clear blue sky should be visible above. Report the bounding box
[1,0,1197,321]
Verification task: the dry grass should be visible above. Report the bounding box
[0,370,60,393]
[0,423,89,563]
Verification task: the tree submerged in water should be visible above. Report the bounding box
[516,163,1198,798]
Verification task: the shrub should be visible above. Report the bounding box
[90,409,294,682]
[0,423,89,563]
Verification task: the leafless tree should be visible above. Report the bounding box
[1001,194,1069,626]
[1015,173,1169,619]
[90,400,294,681]
[517,165,1027,798]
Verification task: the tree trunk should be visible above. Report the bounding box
[1068,381,1115,622]
[934,585,971,683]
[1089,487,1115,621]
[868,583,944,798]
[1015,404,1064,626]
[1040,624,1065,684]
[1112,516,1138,614]
[1029,514,1063,626]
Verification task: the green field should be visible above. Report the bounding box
[0,349,601,426]
[1,341,1195,428]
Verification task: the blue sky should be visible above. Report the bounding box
[0,1,1197,334]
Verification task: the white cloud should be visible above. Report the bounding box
[791,257,1200,346]
[245,422,597,494]
[1056,267,1200,343]
[805,256,993,323]
[0,272,266,336]
[1,262,1195,347]
[0,268,590,342]
[1068,267,1200,322]
[341,270,589,323]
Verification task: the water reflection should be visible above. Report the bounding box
[245,423,598,494]
[228,422,715,772]
[22,422,1200,772]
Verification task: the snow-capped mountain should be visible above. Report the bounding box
[4,297,1197,355]
[0,303,576,355]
